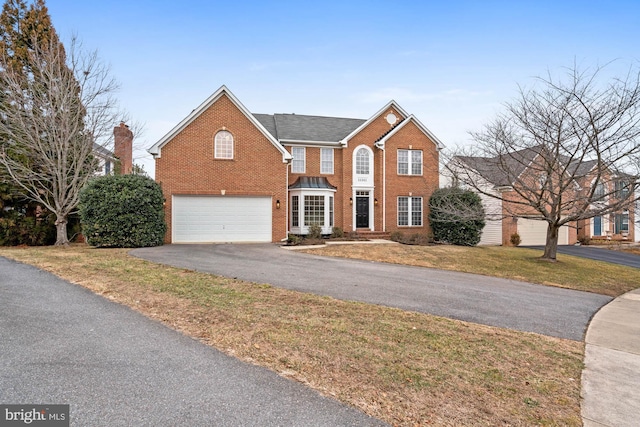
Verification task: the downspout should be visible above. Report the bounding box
[282,160,291,241]
[383,146,386,232]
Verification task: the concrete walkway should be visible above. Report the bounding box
[582,288,640,427]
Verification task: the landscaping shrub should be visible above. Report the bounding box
[287,233,302,246]
[389,231,432,245]
[510,233,521,246]
[79,174,166,248]
[0,209,56,246]
[331,226,344,238]
[308,224,323,239]
[428,187,485,246]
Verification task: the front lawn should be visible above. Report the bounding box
[303,244,640,297]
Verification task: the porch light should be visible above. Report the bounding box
[350,197,353,205]
[276,199,280,209]
[374,198,378,206]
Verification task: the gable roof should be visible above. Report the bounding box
[148,85,292,162]
[339,100,444,149]
[374,114,445,150]
[253,113,364,144]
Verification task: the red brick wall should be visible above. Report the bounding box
[339,108,440,234]
[157,97,441,241]
[155,94,288,243]
[384,121,440,235]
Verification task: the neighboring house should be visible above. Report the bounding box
[93,123,134,176]
[449,146,636,246]
[93,143,116,175]
[148,85,443,243]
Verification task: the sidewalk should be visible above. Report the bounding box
[581,288,640,426]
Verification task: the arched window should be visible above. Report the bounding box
[356,147,370,175]
[214,130,233,159]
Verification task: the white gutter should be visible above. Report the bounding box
[383,146,386,232]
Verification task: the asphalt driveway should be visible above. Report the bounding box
[0,257,386,426]
[131,244,612,341]
[526,245,640,268]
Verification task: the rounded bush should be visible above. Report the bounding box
[428,187,485,246]
[79,174,166,248]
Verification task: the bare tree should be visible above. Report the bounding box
[0,36,124,245]
[446,63,640,260]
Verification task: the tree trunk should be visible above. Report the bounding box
[541,223,559,261]
[55,215,69,246]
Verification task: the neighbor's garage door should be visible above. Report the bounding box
[172,195,272,243]
[517,219,568,246]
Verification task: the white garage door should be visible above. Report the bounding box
[517,219,568,246]
[173,196,272,243]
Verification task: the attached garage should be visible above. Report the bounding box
[517,219,569,246]
[172,195,272,243]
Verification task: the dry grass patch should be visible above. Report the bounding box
[1,245,583,426]
[304,244,640,297]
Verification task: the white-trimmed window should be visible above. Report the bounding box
[356,148,370,175]
[615,210,630,233]
[321,148,334,174]
[291,196,299,227]
[290,192,335,234]
[214,130,234,159]
[398,149,422,175]
[398,196,423,226]
[292,147,305,173]
[304,195,324,226]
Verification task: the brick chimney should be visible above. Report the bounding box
[114,122,133,174]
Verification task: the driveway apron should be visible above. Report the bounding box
[131,244,612,341]
[0,256,386,427]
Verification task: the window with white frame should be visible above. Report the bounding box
[593,181,605,200]
[291,147,305,173]
[398,196,423,226]
[615,210,629,233]
[290,193,335,233]
[398,149,422,175]
[304,195,325,226]
[291,196,299,227]
[329,196,334,227]
[321,148,334,174]
[356,148,370,175]
[214,130,234,159]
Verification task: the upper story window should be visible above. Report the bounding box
[615,180,630,199]
[356,148,370,175]
[321,148,334,174]
[292,147,306,173]
[398,149,422,175]
[214,130,234,159]
[593,181,605,200]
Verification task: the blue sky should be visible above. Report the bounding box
[45,0,639,177]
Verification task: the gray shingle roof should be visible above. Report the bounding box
[253,113,365,143]
[457,145,603,187]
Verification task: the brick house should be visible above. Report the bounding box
[449,146,635,246]
[148,85,443,243]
